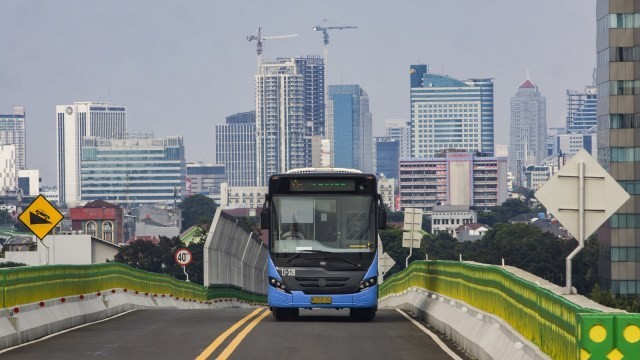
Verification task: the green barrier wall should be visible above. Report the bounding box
[379,261,640,360]
[0,263,266,308]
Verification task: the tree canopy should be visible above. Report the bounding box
[178,194,217,231]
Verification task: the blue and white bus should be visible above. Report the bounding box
[261,168,386,321]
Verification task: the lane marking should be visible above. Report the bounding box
[195,308,265,360]
[396,309,464,360]
[216,308,271,360]
[0,310,137,355]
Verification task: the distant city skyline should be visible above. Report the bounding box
[0,1,596,185]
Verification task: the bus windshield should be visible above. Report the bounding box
[271,194,376,254]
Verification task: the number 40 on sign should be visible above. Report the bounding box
[175,248,193,282]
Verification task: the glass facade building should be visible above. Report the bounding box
[215,111,256,186]
[409,65,494,158]
[566,86,597,133]
[509,79,547,187]
[0,107,26,171]
[56,102,127,205]
[80,136,186,206]
[375,137,400,181]
[596,0,640,295]
[327,85,373,173]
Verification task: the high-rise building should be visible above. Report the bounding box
[596,2,640,295]
[399,151,508,213]
[0,107,26,170]
[215,111,256,186]
[508,78,547,187]
[409,65,494,158]
[374,136,400,181]
[327,85,373,173]
[255,56,324,186]
[566,86,597,133]
[0,145,17,195]
[56,102,127,205]
[385,119,411,158]
[80,136,185,206]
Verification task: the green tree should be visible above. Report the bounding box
[178,194,217,231]
[113,239,164,272]
[476,198,533,226]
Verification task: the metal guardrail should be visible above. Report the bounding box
[379,261,640,360]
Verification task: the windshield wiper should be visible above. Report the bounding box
[285,249,329,263]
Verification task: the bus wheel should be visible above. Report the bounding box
[350,307,376,321]
[273,307,299,321]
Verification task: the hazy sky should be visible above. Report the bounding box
[1,1,596,185]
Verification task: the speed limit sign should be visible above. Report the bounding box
[175,248,193,266]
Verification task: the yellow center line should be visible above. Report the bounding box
[216,308,271,360]
[195,308,265,360]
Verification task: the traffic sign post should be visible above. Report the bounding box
[175,248,193,282]
[18,195,64,241]
[402,208,423,268]
[535,149,630,294]
[379,252,396,279]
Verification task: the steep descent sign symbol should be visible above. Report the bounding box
[29,210,52,225]
[18,195,64,240]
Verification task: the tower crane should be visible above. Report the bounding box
[247,27,297,69]
[313,19,357,142]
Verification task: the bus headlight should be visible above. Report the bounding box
[358,277,377,292]
[269,276,291,294]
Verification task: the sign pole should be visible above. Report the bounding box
[565,161,585,295]
[405,231,413,269]
[183,265,190,283]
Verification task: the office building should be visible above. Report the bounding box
[596,2,640,295]
[56,102,127,206]
[327,85,373,173]
[566,86,597,133]
[255,56,324,186]
[548,132,597,158]
[509,78,547,187]
[399,151,508,213]
[410,65,494,158]
[186,163,226,202]
[431,205,477,236]
[385,119,411,158]
[80,136,186,206]
[375,137,400,181]
[0,107,26,170]
[215,111,256,186]
[219,183,268,210]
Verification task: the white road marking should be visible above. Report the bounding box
[396,309,464,360]
[0,310,137,354]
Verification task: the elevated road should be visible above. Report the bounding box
[1,308,469,359]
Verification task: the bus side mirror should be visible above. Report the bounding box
[378,209,387,229]
[261,209,270,229]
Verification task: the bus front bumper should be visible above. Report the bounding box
[268,285,378,308]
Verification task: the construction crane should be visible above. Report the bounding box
[247,27,297,69]
[313,19,357,133]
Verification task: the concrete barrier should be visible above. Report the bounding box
[0,289,258,350]
[380,287,550,360]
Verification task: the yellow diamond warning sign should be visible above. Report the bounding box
[18,195,64,240]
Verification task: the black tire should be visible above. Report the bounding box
[272,307,299,321]
[350,307,376,321]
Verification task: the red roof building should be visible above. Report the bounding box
[69,200,124,244]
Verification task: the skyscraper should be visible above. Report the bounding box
[0,145,17,195]
[215,111,256,186]
[374,137,400,180]
[255,56,324,186]
[327,85,373,173]
[80,136,185,206]
[566,86,597,133]
[409,65,494,158]
[0,107,26,170]
[509,78,547,187]
[56,102,126,205]
[385,119,411,158]
[596,2,640,295]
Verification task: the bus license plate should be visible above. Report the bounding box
[310,296,332,304]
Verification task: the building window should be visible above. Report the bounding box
[85,221,97,237]
[102,221,114,242]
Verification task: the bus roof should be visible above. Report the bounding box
[285,167,362,174]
